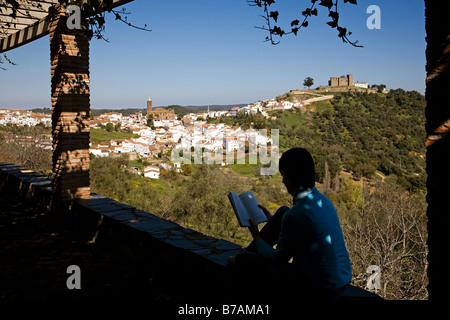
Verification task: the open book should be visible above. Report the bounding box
[227,191,268,227]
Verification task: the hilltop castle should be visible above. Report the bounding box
[146,97,176,121]
[329,74,368,89]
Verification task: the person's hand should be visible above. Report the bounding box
[258,204,272,220]
[248,219,262,242]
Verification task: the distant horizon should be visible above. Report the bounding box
[5,103,249,111]
[3,85,425,111]
[3,104,250,112]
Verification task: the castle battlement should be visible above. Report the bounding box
[329,74,353,87]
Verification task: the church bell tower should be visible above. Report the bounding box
[147,97,152,117]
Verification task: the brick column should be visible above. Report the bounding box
[50,6,90,201]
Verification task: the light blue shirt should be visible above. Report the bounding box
[256,186,352,289]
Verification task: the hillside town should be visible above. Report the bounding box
[88,97,300,178]
[0,108,51,127]
[1,96,303,179]
[3,78,367,179]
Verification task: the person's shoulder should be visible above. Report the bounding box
[288,198,313,219]
[284,203,313,231]
[312,187,335,205]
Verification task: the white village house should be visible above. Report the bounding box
[143,165,160,179]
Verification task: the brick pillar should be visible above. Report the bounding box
[425,1,450,300]
[50,6,90,201]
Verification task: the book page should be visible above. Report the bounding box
[228,192,250,227]
[239,192,267,225]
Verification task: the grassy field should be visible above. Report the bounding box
[268,109,308,128]
[90,128,139,145]
[132,174,173,195]
[313,101,334,113]
[227,163,260,176]
[226,153,275,177]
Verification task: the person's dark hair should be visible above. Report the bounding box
[279,147,315,188]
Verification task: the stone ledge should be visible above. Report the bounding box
[0,163,53,209]
[70,193,242,268]
[0,162,242,299]
[0,162,241,267]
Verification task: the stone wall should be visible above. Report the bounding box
[316,86,377,93]
[0,162,242,301]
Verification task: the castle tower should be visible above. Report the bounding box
[347,74,353,86]
[147,97,152,117]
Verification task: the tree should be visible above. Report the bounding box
[248,0,361,47]
[339,178,363,212]
[181,163,193,176]
[371,84,386,93]
[323,160,331,193]
[105,122,114,132]
[342,177,428,300]
[169,163,250,241]
[376,84,386,93]
[303,77,314,89]
[0,54,16,70]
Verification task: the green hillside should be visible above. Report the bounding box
[209,89,426,191]
[270,89,426,191]
[90,128,139,145]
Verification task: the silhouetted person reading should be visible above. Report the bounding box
[229,147,352,301]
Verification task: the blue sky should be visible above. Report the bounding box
[1,0,426,109]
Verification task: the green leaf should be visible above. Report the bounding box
[327,20,337,28]
[319,0,333,9]
[337,27,347,38]
[271,26,285,36]
[269,11,279,23]
[96,16,105,28]
[329,11,339,20]
[302,8,311,16]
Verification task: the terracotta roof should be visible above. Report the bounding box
[151,108,173,113]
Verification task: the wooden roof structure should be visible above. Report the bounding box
[0,0,133,53]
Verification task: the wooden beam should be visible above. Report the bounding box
[0,0,134,53]
[1,15,51,52]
